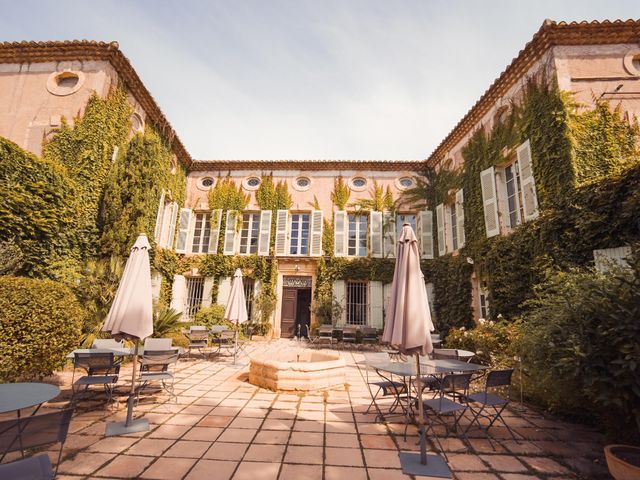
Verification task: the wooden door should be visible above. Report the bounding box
[281,288,297,338]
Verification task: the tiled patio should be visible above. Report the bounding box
[22,340,610,479]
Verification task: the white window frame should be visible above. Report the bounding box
[289,212,311,256]
[239,212,261,255]
[347,213,368,257]
[501,160,525,229]
[449,204,458,251]
[191,212,212,254]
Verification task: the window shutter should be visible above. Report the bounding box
[164,202,178,248]
[383,213,396,258]
[201,277,214,308]
[216,277,232,306]
[369,281,383,328]
[333,210,347,257]
[517,140,539,221]
[223,211,237,255]
[208,209,223,253]
[310,210,323,257]
[383,283,392,319]
[370,211,383,258]
[175,208,192,253]
[419,210,434,259]
[257,210,272,256]
[275,210,289,256]
[436,204,446,256]
[170,274,186,315]
[480,166,500,237]
[153,191,165,243]
[455,189,465,248]
[332,280,346,326]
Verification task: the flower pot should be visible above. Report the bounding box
[605,445,640,480]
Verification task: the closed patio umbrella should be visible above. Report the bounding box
[382,224,450,477]
[224,268,248,364]
[102,233,153,436]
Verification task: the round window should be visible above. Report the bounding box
[297,177,310,188]
[351,177,367,188]
[399,177,414,188]
[247,177,260,187]
[46,71,85,96]
[201,177,214,187]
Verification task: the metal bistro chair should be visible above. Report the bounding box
[463,369,520,441]
[361,327,378,346]
[422,372,473,459]
[144,337,173,351]
[432,348,460,360]
[215,330,236,356]
[341,326,358,348]
[91,338,124,349]
[317,325,334,346]
[137,349,180,403]
[363,353,408,422]
[187,326,210,357]
[0,405,74,479]
[71,352,121,405]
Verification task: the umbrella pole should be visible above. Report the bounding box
[126,340,139,427]
[415,354,427,465]
[234,329,238,365]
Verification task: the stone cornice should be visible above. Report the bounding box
[190,159,427,172]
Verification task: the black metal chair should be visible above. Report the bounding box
[363,354,408,421]
[187,326,210,357]
[316,325,334,346]
[0,405,74,478]
[421,372,473,459]
[341,326,358,348]
[432,348,460,360]
[361,327,378,345]
[137,349,180,403]
[71,352,121,404]
[463,369,520,441]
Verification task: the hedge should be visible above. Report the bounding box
[0,276,84,381]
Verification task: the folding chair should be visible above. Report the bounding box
[0,405,74,478]
[137,349,180,403]
[363,353,408,422]
[463,369,520,441]
[341,326,358,348]
[317,325,334,346]
[71,352,120,404]
[187,326,210,357]
[432,348,459,360]
[421,372,473,459]
[361,327,378,345]
[144,338,173,351]
[215,330,236,356]
[91,339,124,349]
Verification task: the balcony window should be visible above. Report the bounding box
[348,214,368,256]
[239,213,260,254]
[191,213,211,254]
[290,213,310,255]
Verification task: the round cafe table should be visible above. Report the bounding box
[0,382,60,416]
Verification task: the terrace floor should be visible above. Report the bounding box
[16,340,611,479]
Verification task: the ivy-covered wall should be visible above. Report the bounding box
[419,75,640,322]
[43,90,132,261]
[100,127,186,257]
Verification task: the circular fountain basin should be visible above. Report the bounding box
[249,350,346,392]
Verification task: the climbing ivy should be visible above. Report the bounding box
[100,127,186,257]
[415,75,640,322]
[43,89,132,260]
[330,176,350,210]
[255,175,292,249]
[0,138,79,278]
[208,177,249,254]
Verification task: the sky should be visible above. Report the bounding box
[1,1,638,160]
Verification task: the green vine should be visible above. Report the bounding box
[331,176,350,210]
[100,127,186,257]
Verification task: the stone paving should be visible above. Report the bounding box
[11,340,611,479]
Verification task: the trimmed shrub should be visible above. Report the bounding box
[0,276,84,381]
[193,304,227,329]
[445,319,521,367]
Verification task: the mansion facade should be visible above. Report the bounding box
[1,19,640,337]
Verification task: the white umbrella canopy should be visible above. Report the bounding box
[102,233,153,436]
[102,233,153,341]
[224,268,248,364]
[382,224,434,356]
[383,224,448,476]
[224,268,248,325]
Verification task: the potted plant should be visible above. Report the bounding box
[604,445,640,480]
